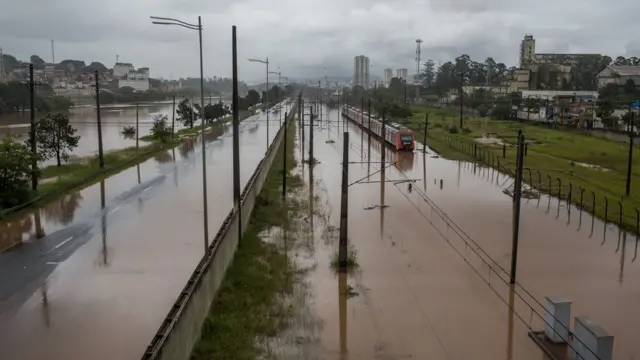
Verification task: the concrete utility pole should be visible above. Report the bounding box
[136,102,139,154]
[459,71,464,128]
[94,71,105,169]
[510,130,525,284]
[423,113,429,152]
[171,96,176,138]
[626,111,634,196]
[282,111,288,199]
[27,64,40,191]
[231,25,242,244]
[309,106,314,163]
[339,131,349,268]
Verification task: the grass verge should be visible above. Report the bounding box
[407,106,640,233]
[191,115,303,360]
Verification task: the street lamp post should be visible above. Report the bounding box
[248,58,269,152]
[269,69,282,127]
[151,15,210,252]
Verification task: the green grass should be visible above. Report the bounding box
[330,244,359,270]
[191,112,302,360]
[141,110,253,141]
[408,106,640,233]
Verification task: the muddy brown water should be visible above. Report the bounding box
[278,105,638,360]
[0,103,291,360]
[0,100,232,167]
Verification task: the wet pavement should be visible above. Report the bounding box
[278,104,639,359]
[0,102,291,360]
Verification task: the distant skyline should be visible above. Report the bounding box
[1,0,639,83]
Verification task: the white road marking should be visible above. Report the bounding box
[108,206,120,215]
[49,236,73,252]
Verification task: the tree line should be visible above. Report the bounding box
[0,81,73,115]
[419,54,639,95]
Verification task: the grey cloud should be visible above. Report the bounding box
[0,0,639,83]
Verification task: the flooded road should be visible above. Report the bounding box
[0,100,231,166]
[0,102,289,360]
[281,104,638,359]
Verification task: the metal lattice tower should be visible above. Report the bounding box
[415,39,422,83]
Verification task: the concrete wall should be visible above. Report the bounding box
[141,100,299,360]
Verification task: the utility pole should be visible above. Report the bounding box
[367,99,372,151]
[282,111,288,199]
[231,25,241,244]
[339,131,349,268]
[459,71,464,128]
[94,71,105,169]
[136,102,139,154]
[423,113,429,152]
[171,96,176,139]
[28,64,39,191]
[626,111,634,196]
[381,110,386,167]
[309,106,314,163]
[510,130,525,284]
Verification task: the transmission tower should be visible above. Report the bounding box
[415,39,422,84]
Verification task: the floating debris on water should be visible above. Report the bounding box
[363,204,390,211]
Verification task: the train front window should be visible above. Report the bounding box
[400,134,413,144]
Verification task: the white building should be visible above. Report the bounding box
[353,55,370,89]
[396,68,408,80]
[113,62,134,78]
[596,65,640,88]
[118,67,150,91]
[384,68,393,87]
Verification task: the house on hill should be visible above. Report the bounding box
[596,65,640,88]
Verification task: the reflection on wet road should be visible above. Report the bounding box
[290,104,639,359]
[0,103,290,360]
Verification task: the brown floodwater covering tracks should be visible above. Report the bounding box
[268,105,640,360]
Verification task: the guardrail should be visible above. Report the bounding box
[140,99,299,360]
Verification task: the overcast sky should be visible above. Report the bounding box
[1,0,639,83]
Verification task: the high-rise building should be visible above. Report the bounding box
[384,68,393,87]
[396,68,408,80]
[520,34,535,68]
[353,55,370,89]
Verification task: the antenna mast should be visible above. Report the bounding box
[415,39,422,84]
[51,40,55,63]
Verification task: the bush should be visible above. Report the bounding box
[0,136,37,208]
[448,125,459,134]
[150,114,172,142]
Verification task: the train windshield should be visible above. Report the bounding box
[400,134,413,144]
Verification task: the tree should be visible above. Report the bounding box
[150,114,171,142]
[246,89,260,107]
[0,136,37,207]
[33,113,80,166]
[30,55,46,69]
[176,99,198,128]
[202,102,231,123]
[421,60,436,88]
[119,86,135,94]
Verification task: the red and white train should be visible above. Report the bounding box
[342,105,415,151]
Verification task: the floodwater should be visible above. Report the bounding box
[0,99,231,166]
[276,104,638,359]
[0,101,290,360]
